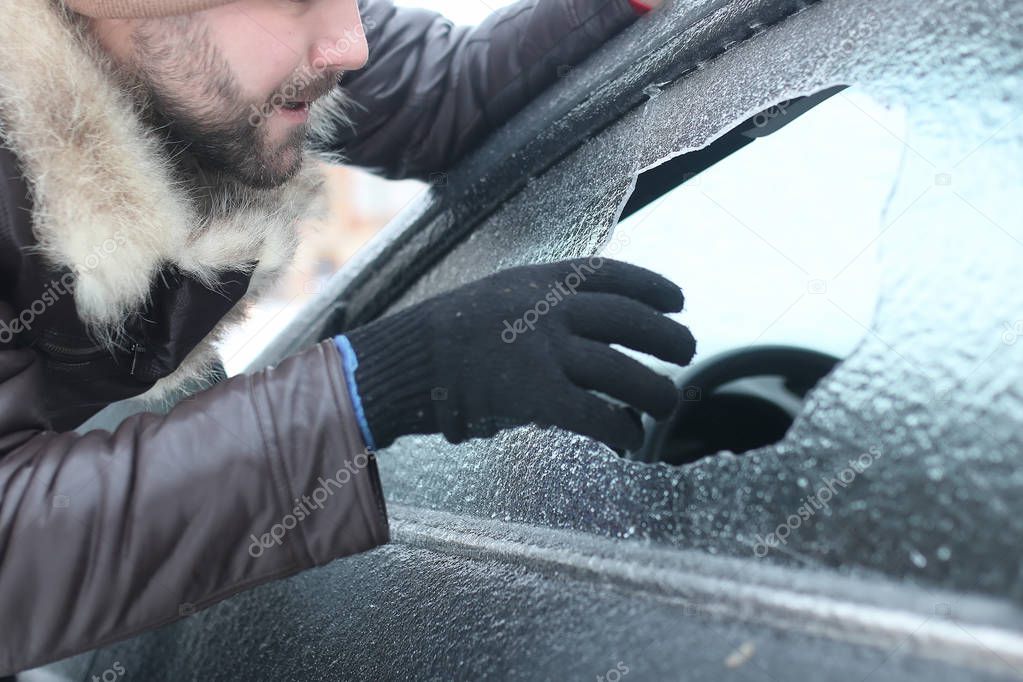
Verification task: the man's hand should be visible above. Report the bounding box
[338,258,696,452]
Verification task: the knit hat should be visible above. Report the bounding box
[65,0,237,18]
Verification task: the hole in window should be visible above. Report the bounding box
[606,87,909,465]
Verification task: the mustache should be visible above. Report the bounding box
[269,73,342,105]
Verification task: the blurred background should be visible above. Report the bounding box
[219,0,518,374]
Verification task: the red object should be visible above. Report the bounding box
[629,0,654,13]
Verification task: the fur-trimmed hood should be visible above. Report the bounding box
[0,0,328,397]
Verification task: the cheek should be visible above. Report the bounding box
[208,13,305,102]
[229,42,301,102]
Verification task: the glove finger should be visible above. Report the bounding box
[550,257,686,313]
[611,407,645,458]
[558,337,679,419]
[566,292,697,367]
[552,384,647,452]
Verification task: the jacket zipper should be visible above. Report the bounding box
[37,339,107,359]
[36,338,149,375]
[130,344,146,376]
[36,339,121,370]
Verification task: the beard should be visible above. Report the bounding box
[123,16,332,190]
[137,78,309,190]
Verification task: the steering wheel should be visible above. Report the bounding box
[630,345,840,466]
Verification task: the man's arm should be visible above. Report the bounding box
[0,324,389,676]
[310,0,654,180]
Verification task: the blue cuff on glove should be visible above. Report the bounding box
[332,334,378,451]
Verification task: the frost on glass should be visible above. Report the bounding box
[377,0,1023,598]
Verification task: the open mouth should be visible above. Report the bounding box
[282,101,309,112]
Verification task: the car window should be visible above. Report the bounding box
[360,0,1022,600]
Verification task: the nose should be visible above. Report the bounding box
[309,1,370,75]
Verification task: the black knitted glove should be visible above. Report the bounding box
[340,257,696,451]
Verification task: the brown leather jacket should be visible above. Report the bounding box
[0,0,641,675]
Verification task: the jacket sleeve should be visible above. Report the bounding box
[311,0,642,180]
[0,315,390,676]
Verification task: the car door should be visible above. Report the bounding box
[40,0,1023,680]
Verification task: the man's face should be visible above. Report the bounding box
[89,0,369,188]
